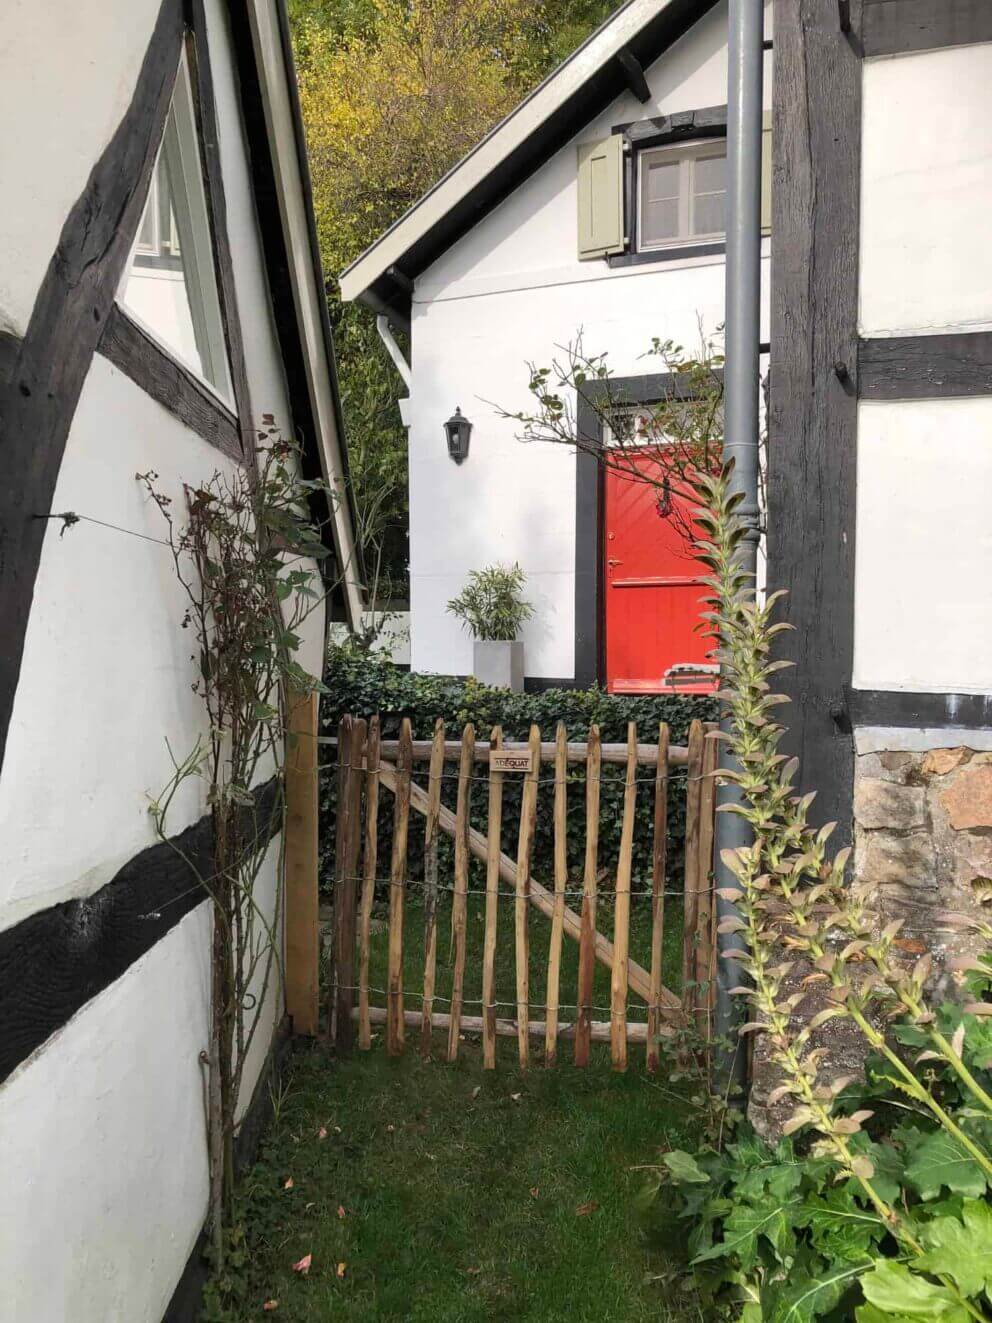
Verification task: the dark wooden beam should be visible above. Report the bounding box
[850,688,992,731]
[767,0,863,845]
[98,306,242,458]
[862,0,992,56]
[859,331,992,400]
[0,779,280,1086]
[616,49,652,103]
[0,0,184,781]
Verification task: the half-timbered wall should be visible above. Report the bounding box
[0,3,325,1319]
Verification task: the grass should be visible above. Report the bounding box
[216,890,708,1321]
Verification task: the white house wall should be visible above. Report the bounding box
[0,0,162,338]
[0,6,324,1319]
[406,0,772,680]
[854,43,992,698]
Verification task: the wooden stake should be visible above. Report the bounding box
[284,688,320,1037]
[358,715,381,1049]
[335,717,365,1052]
[515,724,541,1068]
[328,716,352,1041]
[647,722,669,1071]
[681,720,705,1019]
[695,728,719,1036]
[545,722,568,1066]
[574,724,601,1067]
[611,722,637,1071]
[447,723,475,1061]
[420,718,445,1055]
[386,718,412,1055]
[482,725,504,1070]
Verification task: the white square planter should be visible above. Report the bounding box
[473,640,524,692]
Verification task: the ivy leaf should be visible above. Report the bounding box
[915,1199,992,1297]
[858,1260,970,1320]
[662,1150,710,1184]
[904,1130,988,1201]
[692,1201,793,1272]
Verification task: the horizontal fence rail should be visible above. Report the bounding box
[328,714,718,1072]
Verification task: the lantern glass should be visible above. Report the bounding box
[444,406,472,464]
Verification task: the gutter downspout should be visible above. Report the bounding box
[714,0,764,1091]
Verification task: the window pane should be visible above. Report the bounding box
[642,197,680,245]
[694,153,726,195]
[120,56,231,401]
[693,191,725,236]
[645,157,679,202]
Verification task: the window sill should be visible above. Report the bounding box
[608,242,726,269]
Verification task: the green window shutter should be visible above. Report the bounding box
[761,111,772,235]
[577,135,625,259]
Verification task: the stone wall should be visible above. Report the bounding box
[854,746,992,994]
[749,744,991,1136]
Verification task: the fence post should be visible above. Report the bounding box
[695,727,719,1038]
[574,724,601,1067]
[447,723,475,1061]
[335,717,365,1052]
[611,722,637,1071]
[681,720,705,1019]
[545,722,568,1067]
[358,715,381,1049]
[482,726,504,1069]
[284,687,319,1037]
[387,718,413,1055]
[514,724,541,1069]
[421,718,446,1055]
[647,722,670,1071]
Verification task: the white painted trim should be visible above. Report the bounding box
[854,726,992,755]
[246,0,364,627]
[339,0,694,304]
[376,314,412,387]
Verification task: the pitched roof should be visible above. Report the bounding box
[338,0,718,322]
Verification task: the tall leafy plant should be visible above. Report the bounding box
[446,562,534,641]
[645,463,992,1322]
[141,424,329,1271]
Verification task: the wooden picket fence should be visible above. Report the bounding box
[329,715,718,1071]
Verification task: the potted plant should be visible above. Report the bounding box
[446,563,534,691]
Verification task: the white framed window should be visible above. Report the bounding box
[636,140,727,251]
[120,51,232,403]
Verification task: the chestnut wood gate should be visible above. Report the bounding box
[328,716,717,1071]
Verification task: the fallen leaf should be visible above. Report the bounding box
[575,1201,599,1217]
[510,1093,522,1103]
[263,1302,279,1313]
[471,1086,481,1100]
[336,1262,347,1279]
[466,1267,482,1275]
[337,1205,346,1220]
[894,937,926,955]
[386,1124,395,1133]
[304,1202,316,1212]
[283,1177,294,1191]
[334,1126,342,1134]
[292,1254,312,1276]
[317,1127,328,1141]
[529,1187,540,1199]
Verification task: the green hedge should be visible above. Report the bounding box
[319,646,718,896]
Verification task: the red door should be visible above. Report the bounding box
[603,450,717,694]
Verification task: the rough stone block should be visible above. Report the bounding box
[922,747,970,776]
[854,779,926,831]
[940,766,992,831]
[857,830,936,889]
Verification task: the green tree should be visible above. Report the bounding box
[288,0,616,607]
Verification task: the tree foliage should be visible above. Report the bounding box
[288,0,617,598]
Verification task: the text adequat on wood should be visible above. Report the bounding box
[488,750,535,774]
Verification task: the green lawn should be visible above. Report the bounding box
[220,893,707,1321]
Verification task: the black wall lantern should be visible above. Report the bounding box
[444,406,472,464]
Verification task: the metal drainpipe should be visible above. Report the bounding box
[714,0,764,1090]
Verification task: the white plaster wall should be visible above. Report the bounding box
[0,905,212,1323]
[853,398,992,694]
[860,43,992,337]
[0,0,163,337]
[407,1,772,678]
